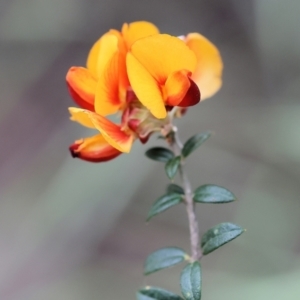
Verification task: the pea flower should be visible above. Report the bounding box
[66,21,223,162]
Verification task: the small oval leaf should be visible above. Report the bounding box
[165,156,181,180]
[167,184,184,195]
[145,147,174,162]
[147,193,182,221]
[137,287,183,300]
[180,262,202,300]
[193,185,236,203]
[201,222,244,255]
[144,247,188,275]
[182,132,211,158]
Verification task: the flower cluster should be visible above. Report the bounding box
[66,21,223,162]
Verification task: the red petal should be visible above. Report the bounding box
[66,67,97,111]
[177,78,201,107]
[69,134,122,163]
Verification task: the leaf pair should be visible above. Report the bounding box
[145,147,181,180]
[145,132,212,180]
[144,223,244,275]
[147,184,235,221]
[138,262,202,300]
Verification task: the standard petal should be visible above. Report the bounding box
[88,113,134,153]
[186,33,223,99]
[96,33,119,78]
[94,52,123,116]
[86,37,101,77]
[121,21,159,49]
[126,52,167,119]
[69,134,122,162]
[164,70,191,106]
[66,67,97,111]
[69,107,95,128]
[129,34,197,84]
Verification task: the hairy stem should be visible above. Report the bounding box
[168,128,202,261]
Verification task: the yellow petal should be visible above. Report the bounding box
[122,21,159,49]
[69,107,95,128]
[69,108,134,152]
[164,70,191,106]
[86,37,101,77]
[126,52,167,119]
[186,33,223,99]
[96,32,119,77]
[86,30,122,78]
[88,113,134,153]
[129,34,197,84]
[94,52,123,116]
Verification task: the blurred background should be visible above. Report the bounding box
[0,0,300,299]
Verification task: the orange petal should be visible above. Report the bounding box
[96,33,119,78]
[69,107,95,128]
[177,78,201,107]
[129,34,197,84]
[126,52,166,119]
[186,33,223,99]
[69,134,122,163]
[94,52,123,116]
[88,113,134,153]
[121,21,159,49]
[164,70,192,106]
[66,67,97,111]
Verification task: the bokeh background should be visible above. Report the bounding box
[1,0,300,299]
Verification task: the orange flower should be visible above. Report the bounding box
[67,21,161,162]
[66,21,223,162]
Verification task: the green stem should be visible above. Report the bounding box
[168,128,202,261]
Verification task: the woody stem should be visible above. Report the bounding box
[168,128,202,261]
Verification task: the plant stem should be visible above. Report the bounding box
[168,128,202,261]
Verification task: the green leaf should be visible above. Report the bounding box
[181,132,211,158]
[167,184,184,195]
[193,185,236,203]
[137,287,183,300]
[144,247,188,275]
[201,222,244,255]
[165,156,181,179]
[180,262,202,300]
[147,193,182,221]
[145,147,174,163]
